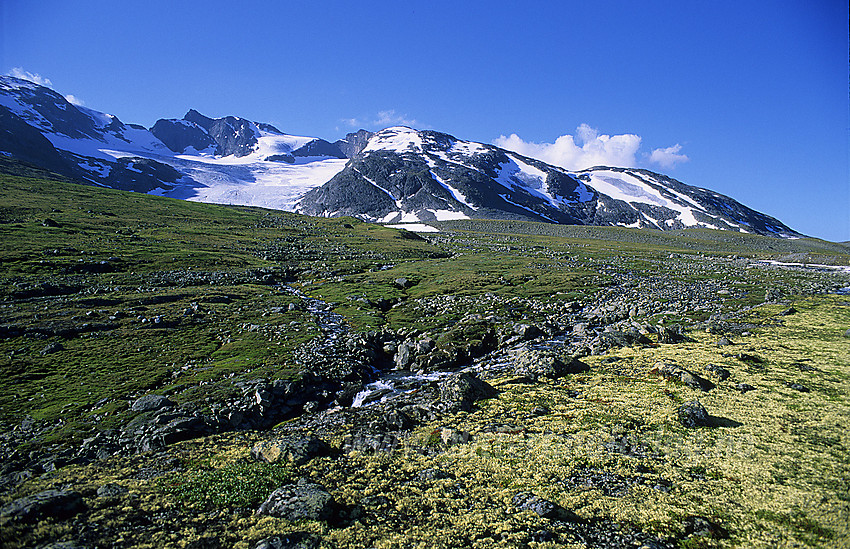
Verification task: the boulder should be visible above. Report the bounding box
[256,481,337,522]
[704,364,731,381]
[252,435,330,465]
[0,489,86,523]
[341,432,400,454]
[130,394,174,412]
[677,401,710,428]
[651,362,714,392]
[438,372,497,411]
[657,324,691,344]
[512,492,578,521]
[96,483,128,498]
[514,349,589,381]
[254,533,319,549]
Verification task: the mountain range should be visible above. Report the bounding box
[0,75,800,237]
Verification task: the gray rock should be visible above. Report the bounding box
[657,324,691,344]
[419,468,452,481]
[439,427,471,446]
[651,362,714,391]
[253,532,320,549]
[784,382,811,393]
[130,393,174,412]
[341,432,400,453]
[438,372,497,411]
[514,348,589,381]
[256,481,337,522]
[40,342,64,355]
[736,383,756,393]
[0,489,86,523]
[677,401,710,428]
[705,364,731,381]
[252,435,330,465]
[512,491,578,520]
[96,483,128,498]
[393,277,412,289]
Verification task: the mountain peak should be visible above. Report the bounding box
[183,109,214,131]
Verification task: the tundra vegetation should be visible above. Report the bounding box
[1,161,849,548]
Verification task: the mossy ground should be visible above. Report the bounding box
[1,169,849,547]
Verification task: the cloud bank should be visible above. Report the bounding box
[494,124,688,171]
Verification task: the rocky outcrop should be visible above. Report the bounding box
[150,118,216,153]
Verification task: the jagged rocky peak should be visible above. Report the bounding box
[150,117,216,154]
[334,129,374,158]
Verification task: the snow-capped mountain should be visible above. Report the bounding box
[0,75,800,237]
[297,126,798,236]
[0,75,349,207]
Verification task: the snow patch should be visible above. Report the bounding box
[430,171,477,210]
[363,127,423,154]
[427,209,470,221]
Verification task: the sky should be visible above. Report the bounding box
[1,0,848,241]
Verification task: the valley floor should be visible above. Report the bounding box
[1,173,849,548]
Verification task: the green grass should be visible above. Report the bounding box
[156,458,294,508]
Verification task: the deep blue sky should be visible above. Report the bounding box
[2,0,848,241]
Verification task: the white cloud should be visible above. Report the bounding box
[7,67,53,88]
[494,124,690,172]
[494,124,642,171]
[340,110,419,131]
[374,109,418,128]
[649,144,689,168]
[64,94,85,106]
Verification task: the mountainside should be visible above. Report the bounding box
[0,75,800,237]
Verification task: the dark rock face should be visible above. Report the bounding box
[150,118,216,153]
[181,109,269,157]
[291,138,346,159]
[256,481,338,522]
[0,105,71,175]
[334,129,373,158]
[0,489,86,523]
[298,127,801,236]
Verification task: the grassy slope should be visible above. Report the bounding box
[1,169,849,547]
